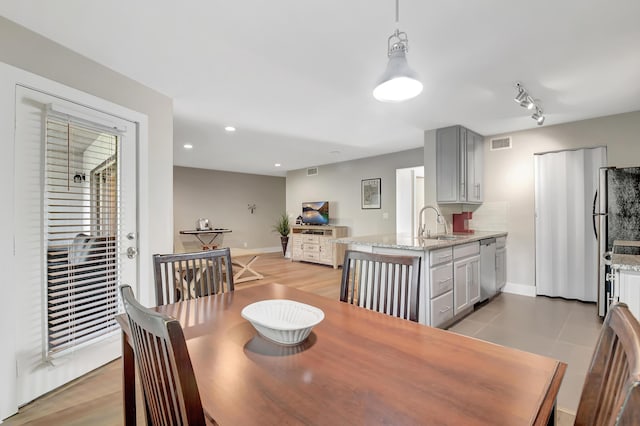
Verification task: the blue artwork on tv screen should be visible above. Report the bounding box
[302,201,329,225]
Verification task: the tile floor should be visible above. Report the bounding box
[447,292,601,422]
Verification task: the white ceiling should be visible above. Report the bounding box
[2,0,639,177]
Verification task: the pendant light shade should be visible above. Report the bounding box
[373,0,422,103]
[373,46,423,102]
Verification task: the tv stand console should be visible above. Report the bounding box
[291,225,348,269]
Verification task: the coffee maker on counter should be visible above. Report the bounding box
[452,212,474,233]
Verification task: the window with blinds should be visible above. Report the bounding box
[45,115,121,357]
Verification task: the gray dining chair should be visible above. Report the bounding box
[120,285,213,425]
[153,248,234,306]
[340,250,421,322]
[574,302,640,425]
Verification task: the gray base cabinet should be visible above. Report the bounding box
[358,236,503,329]
[453,243,481,315]
[436,125,484,204]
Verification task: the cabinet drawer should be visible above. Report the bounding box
[302,235,319,244]
[430,247,453,266]
[453,242,479,259]
[430,291,454,328]
[303,252,320,261]
[303,243,320,252]
[430,263,453,298]
[496,236,506,249]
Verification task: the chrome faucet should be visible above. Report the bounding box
[418,205,448,238]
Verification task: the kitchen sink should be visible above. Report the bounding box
[432,235,458,241]
[418,234,460,241]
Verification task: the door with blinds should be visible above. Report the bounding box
[13,85,138,405]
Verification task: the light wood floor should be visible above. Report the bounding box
[3,253,343,425]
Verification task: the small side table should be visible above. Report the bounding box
[179,229,232,250]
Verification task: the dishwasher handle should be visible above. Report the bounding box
[480,238,496,246]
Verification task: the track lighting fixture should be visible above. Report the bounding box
[514,82,546,125]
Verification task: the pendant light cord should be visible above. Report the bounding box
[395,0,400,26]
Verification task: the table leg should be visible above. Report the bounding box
[122,330,136,426]
[233,255,264,283]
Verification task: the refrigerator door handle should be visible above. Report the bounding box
[592,190,598,239]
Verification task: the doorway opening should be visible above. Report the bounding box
[396,166,424,238]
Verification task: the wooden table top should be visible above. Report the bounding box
[123,283,566,425]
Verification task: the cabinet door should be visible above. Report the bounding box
[496,248,506,290]
[454,255,481,314]
[291,234,304,260]
[466,130,483,203]
[436,126,460,203]
[319,237,333,264]
[467,255,481,305]
[458,127,467,202]
[454,260,469,314]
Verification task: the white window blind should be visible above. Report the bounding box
[45,115,121,356]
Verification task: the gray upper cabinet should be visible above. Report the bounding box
[436,125,484,204]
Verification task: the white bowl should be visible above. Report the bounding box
[241,299,324,345]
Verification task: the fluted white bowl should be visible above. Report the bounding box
[241,299,324,345]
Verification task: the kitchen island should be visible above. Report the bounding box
[335,231,507,328]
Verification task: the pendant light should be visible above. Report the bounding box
[373,0,423,102]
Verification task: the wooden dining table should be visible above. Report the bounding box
[117,283,566,425]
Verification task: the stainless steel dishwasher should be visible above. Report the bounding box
[480,238,496,302]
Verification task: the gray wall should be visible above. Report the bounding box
[474,111,640,289]
[174,166,286,252]
[286,148,424,237]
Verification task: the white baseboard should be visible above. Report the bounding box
[256,246,281,254]
[502,282,536,297]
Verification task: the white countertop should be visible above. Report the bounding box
[333,230,507,251]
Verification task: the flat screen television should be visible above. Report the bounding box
[301,201,329,225]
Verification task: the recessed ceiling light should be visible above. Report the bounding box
[224,126,236,132]
[183,144,193,149]
[274,163,281,167]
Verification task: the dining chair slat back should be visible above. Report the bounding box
[340,250,421,322]
[153,248,234,306]
[119,285,207,426]
[574,302,640,426]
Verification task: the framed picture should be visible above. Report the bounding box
[361,178,381,209]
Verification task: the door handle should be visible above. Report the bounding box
[591,190,598,240]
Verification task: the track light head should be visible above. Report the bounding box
[532,107,545,125]
[524,96,535,109]
[514,84,528,104]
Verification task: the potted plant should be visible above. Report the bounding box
[272,213,291,256]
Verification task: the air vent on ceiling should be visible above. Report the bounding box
[307,167,319,176]
[490,137,512,151]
